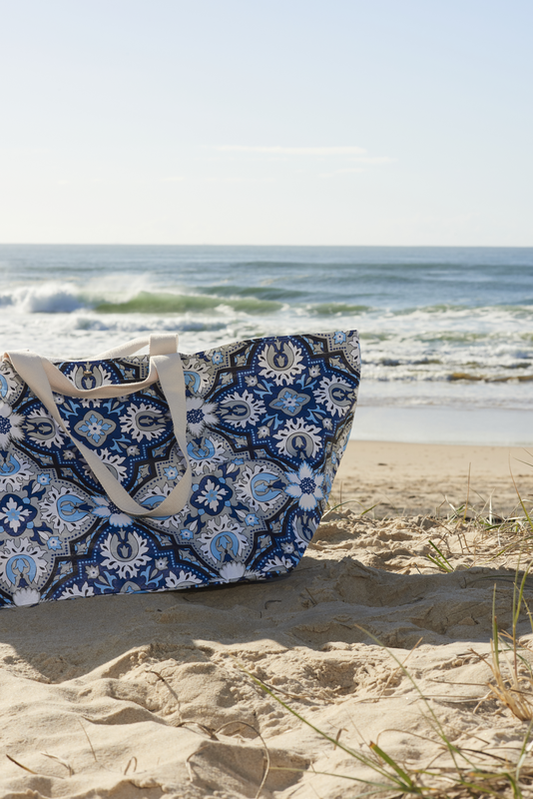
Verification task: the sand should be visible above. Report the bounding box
[336,440,533,518]
[1,441,533,798]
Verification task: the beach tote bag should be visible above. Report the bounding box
[0,331,360,607]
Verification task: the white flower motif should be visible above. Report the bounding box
[92,496,132,528]
[285,463,325,511]
[100,531,151,579]
[273,418,323,459]
[257,341,305,385]
[120,402,166,442]
[164,570,204,589]
[12,587,41,606]
[186,396,218,437]
[257,425,270,439]
[218,562,246,582]
[0,403,24,448]
[59,582,95,600]
[219,389,265,428]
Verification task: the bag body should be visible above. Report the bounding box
[0,331,360,607]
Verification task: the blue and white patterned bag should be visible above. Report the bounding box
[0,331,360,607]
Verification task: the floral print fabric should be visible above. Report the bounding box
[0,331,360,607]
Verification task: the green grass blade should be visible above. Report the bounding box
[426,553,453,573]
[428,540,454,571]
[369,742,415,787]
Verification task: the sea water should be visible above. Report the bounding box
[0,244,532,445]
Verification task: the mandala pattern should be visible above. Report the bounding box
[0,331,360,607]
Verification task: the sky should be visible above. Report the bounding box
[0,0,531,246]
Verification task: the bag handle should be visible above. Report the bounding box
[5,348,191,519]
[6,335,180,400]
[92,333,179,360]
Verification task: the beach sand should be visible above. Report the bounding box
[336,440,532,518]
[1,441,533,797]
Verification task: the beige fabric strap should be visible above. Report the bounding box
[6,349,191,519]
[7,335,180,400]
[92,333,179,360]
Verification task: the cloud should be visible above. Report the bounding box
[212,146,395,175]
[214,145,368,156]
[354,157,394,165]
[161,176,185,182]
[320,168,364,178]
[320,158,395,177]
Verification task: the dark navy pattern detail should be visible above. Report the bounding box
[0,331,360,607]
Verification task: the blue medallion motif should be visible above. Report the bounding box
[74,411,116,446]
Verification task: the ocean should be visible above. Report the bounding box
[1,244,532,445]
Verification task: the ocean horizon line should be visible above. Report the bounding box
[1,242,533,250]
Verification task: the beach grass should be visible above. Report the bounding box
[243,631,533,798]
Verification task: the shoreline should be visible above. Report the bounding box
[351,405,533,447]
[334,439,532,517]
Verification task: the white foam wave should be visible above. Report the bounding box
[0,273,162,316]
[0,283,84,314]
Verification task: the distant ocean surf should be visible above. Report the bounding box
[1,244,532,443]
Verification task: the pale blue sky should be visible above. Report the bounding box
[0,0,531,245]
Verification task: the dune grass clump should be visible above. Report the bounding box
[487,576,533,723]
[482,465,533,727]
